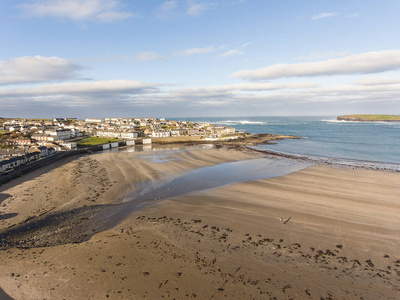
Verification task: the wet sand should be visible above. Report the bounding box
[0,146,399,299]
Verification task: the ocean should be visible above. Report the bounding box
[183,116,400,166]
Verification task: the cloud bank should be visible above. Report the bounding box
[0,56,85,85]
[0,80,158,97]
[232,50,400,80]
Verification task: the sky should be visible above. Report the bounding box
[1,0,400,118]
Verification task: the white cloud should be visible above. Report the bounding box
[232,50,400,80]
[312,12,339,20]
[3,75,400,113]
[155,0,243,19]
[186,0,215,16]
[155,1,178,19]
[354,76,400,86]
[178,46,215,56]
[130,79,400,109]
[220,49,244,57]
[18,0,133,23]
[136,52,168,61]
[0,56,85,85]
[239,42,251,48]
[177,82,317,94]
[0,80,159,103]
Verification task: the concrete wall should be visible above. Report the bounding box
[142,138,152,144]
[102,144,110,150]
[126,140,135,146]
[110,142,119,148]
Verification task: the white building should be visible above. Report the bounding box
[151,130,171,138]
[45,129,74,140]
[61,142,77,150]
[31,134,60,142]
[121,132,138,139]
[85,118,103,123]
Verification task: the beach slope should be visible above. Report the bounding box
[0,147,399,299]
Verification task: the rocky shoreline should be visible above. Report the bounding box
[152,133,302,146]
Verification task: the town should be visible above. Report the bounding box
[0,117,237,174]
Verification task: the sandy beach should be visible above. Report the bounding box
[0,146,399,299]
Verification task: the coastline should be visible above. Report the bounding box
[0,145,399,299]
[246,146,400,172]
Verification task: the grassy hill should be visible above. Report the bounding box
[337,114,400,122]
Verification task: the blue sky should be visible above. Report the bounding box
[1,0,400,118]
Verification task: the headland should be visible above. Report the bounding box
[337,114,400,122]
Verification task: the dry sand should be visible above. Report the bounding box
[0,146,399,299]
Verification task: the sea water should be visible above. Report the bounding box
[183,116,400,165]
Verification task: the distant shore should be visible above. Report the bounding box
[337,114,400,122]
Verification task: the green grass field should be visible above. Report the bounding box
[77,137,120,147]
[338,114,400,121]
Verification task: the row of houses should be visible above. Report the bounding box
[0,146,55,173]
[96,130,139,139]
[150,126,235,138]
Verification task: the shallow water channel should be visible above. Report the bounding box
[0,156,312,249]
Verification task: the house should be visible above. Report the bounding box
[8,157,20,168]
[45,129,73,140]
[61,142,77,150]
[0,159,14,172]
[25,152,41,162]
[96,130,120,138]
[151,130,170,138]
[37,146,49,157]
[31,134,59,142]
[8,138,32,146]
[121,132,138,139]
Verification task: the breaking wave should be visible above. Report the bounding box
[216,120,268,125]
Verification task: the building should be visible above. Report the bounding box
[151,130,171,138]
[53,118,65,123]
[32,134,59,142]
[7,138,33,146]
[37,146,49,157]
[121,132,138,139]
[85,118,103,123]
[60,142,77,150]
